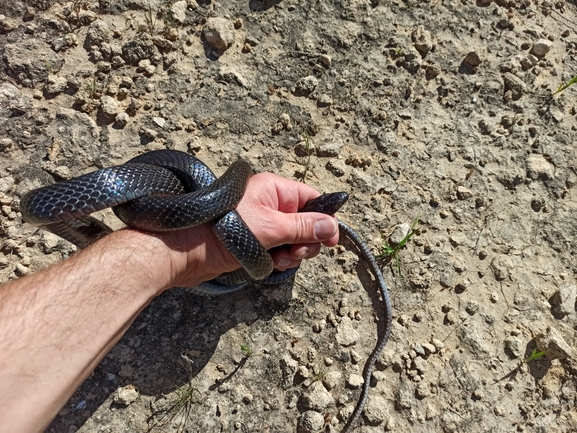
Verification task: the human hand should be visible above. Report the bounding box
[160,173,340,289]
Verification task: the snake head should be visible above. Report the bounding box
[301,192,349,215]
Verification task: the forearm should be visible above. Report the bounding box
[0,228,194,432]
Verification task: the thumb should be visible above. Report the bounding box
[277,212,338,245]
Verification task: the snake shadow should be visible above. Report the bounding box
[47,282,294,432]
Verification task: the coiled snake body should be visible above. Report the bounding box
[20,150,392,432]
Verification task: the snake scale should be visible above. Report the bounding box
[20,150,392,432]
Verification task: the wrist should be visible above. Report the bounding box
[136,224,241,292]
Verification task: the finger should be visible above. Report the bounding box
[275,213,339,246]
[271,248,301,271]
[290,243,322,261]
[270,175,323,213]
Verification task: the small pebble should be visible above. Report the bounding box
[346,373,364,389]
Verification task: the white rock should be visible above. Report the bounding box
[171,1,187,23]
[551,285,576,318]
[114,385,138,406]
[115,112,129,128]
[364,394,389,424]
[203,18,235,52]
[456,185,473,200]
[491,254,513,281]
[45,74,67,94]
[298,411,325,433]
[300,382,334,411]
[526,154,554,180]
[100,95,120,118]
[294,75,318,96]
[153,117,166,128]
[335,317,359,347]
[389,223,410,246]
[346,373,364,389]
[322,370,342,390]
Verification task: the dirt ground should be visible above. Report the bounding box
[1,0,577,432]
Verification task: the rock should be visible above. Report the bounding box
[39,232,62,254]
[550,285,577,318]
[0,82,32,117]
[535,327,573,360]
[78,10,98,25]
[504,336,524,358]
[4,38,64,87]
[298,411,325,433]
[299,382,335,411]
[412,357,428,374]
[86,20,111,47]
[114,385,138,406]
[396,378,414,409]
[203,18,235,52]
[278,113,291,127]
[294,75,318,96]
[279,355,299,388]
[415,381,430,399]
[326,160,346,177]
[122,33,158,65]
[502,72,526,99]
[526,154,554,180]
[389,223,410,246]
[46,108,99,167]
[138,59,156,75]
[322,370,342,390]
[317,140,342,157]
[317,94,333,107]
[464,51,482,67]
[171,0,187,23]
[318,54,332,66]
[153,117,166,128]
[421,343,436,355]
[413,342,426,356]
[15,263,28,276]
[0,138,14,152]
[346,373,364,389]
[456,186,473,200]
[141,128,158,140]
[412,25,434,57]
[520,54,538,69]
[531,39,553,57]
[335,317,359,347]
[23,7,36,21]
[363,394,388,425]
[45,75,67,95]
[0,16,18,34]
[218,66,250,88]
[115,112,129,128]
[491,255,513,281]
[100,96,120,118]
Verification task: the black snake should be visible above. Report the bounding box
[20,149,393,432]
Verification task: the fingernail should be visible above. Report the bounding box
[314,219,337,240]
[277,257,291,268]
[296,250,309,260]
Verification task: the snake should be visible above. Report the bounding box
[19,149,392,432]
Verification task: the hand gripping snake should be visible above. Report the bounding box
[20,150,392,432]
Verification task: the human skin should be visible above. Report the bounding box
[0,173,339,433]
